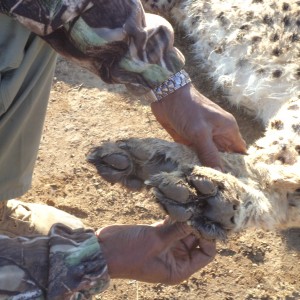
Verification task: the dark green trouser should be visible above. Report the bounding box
[0,14,57,201]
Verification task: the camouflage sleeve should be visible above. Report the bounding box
[0,0,185,96]
[0,224,109,299]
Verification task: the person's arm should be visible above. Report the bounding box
[97,221,216,285]
[0,222,215,298]
[151,84,247,169]
[0,0,246,168]
[0,0,184,93]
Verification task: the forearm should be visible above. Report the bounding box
[0,0,185,95]
[0,224,109,299]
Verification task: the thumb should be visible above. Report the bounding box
[189,239,216,272]
[230,134,247,154]
[193,138,223,171]
[157,222,193,245]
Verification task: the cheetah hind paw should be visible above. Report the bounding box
[87,139,178,190]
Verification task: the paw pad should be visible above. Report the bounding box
[87,142,145,189]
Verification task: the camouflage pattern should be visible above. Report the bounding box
[0,223,109,299]
[0,0,185,96]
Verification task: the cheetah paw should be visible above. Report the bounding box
[147,165,243,241]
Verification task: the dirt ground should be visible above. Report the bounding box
[20,34,300,299]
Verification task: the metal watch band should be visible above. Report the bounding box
[152,69,192,101]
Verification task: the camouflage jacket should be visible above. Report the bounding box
[0,224,109,299]
[0,0,185,97]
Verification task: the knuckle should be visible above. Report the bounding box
[226,113,238,128]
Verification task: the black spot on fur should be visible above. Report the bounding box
[240,24,250,30]
[214,46,224,54]
[252,0,263,3]
[272,47,282,56]
[263,15,274,26]
[292,124,300,134]
[272,69,282,78]
[271,120,284,130]
[295,145,300,155]
[271,33,279,42]
[291,33,300,42]
[217,12,228,26]
[282,3,290,11]
[252,36,262,43]
[283,16,291,27]
[296,68,300,79]
[277,156,285,164]
[281,144,287,151]
[246,11,254,21]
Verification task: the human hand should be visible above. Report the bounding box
[96,221,216,284]
[151,83,246,170]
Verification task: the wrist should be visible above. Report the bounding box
[96,230,120,279]
[96,227,139,280]
[151,82,194,113]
